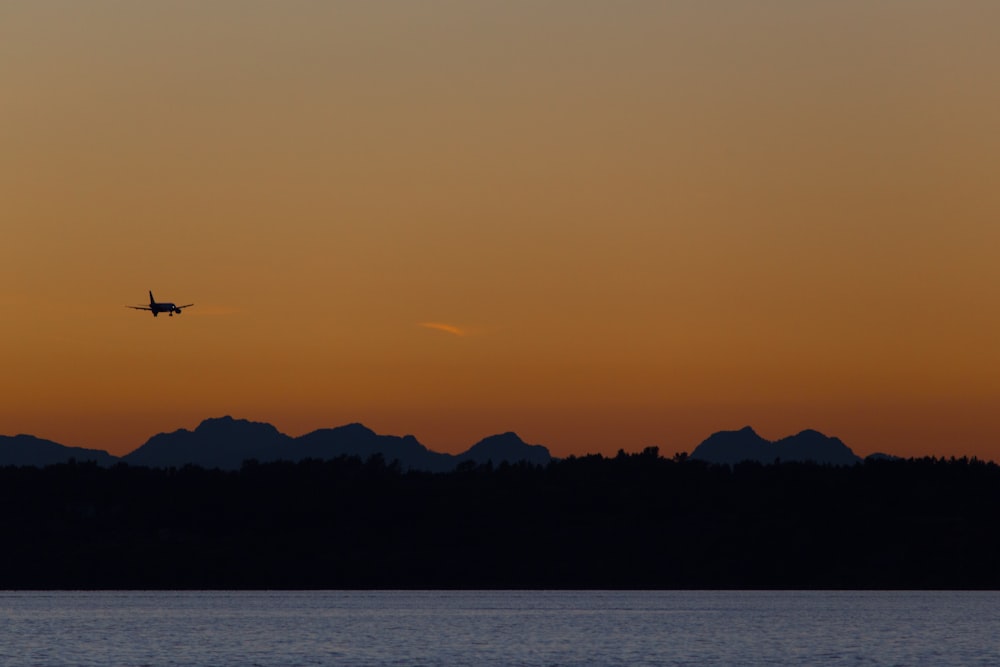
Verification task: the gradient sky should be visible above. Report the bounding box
[3,2,999,459]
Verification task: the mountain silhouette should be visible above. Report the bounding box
[457,432,552,467]
[2,418,867,471]
[123,416,293,469]
[0,434,118,467]
[690,426,861,466]
[866,452,902,462]
[119,416,552,471]
[293,423,455,472]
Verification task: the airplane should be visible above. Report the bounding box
[127,291,194,317]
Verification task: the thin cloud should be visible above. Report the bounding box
[418,322,467,337]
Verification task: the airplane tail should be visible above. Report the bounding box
[149,290,155,305]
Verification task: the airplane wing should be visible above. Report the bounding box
[177,304,194,309]
[127,306,153,311]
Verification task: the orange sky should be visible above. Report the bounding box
[3,2,999,460]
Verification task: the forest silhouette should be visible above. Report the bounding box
[2,451,998,589]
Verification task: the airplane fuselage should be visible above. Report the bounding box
[129,291,193,317]
[150,302,182,316]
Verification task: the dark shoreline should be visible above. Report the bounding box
[4,453,999,590]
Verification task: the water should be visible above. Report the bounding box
[0,590,997,666]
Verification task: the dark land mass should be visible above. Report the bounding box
[0,435,119,468]
[3,417,861,471]
[689,426,862,466]
[2,452,999,590]
[4,417,550,472]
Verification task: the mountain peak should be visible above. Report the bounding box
[328,423,377,439]
[124,416,291,469]
[476,432,526,446]
[461,432,551,466]
[791,428,831,440]
[0,434,118,467]
[692,427,860,466]
[195,416,282,436]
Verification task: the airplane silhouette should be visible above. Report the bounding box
[128,291,194,317]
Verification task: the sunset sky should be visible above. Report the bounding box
[3,2,999,460]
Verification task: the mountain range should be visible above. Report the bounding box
[0,417,866,470]
[0,434,120,468]
[688,426,862,466]
[0,416,552,472]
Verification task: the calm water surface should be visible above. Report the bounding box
[0,590,997,666]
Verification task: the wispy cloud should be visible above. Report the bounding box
[418,322,467,337]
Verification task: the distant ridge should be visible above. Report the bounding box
[0,417,554,471]
[123,418,555,471]
[293,423,454,472]
[123,416,293,469]
[0,434,119,467]
[690,426,861,466]
[458,432,552,468]
[2,419,868,470]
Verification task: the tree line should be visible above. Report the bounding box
[2,449,998,589]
